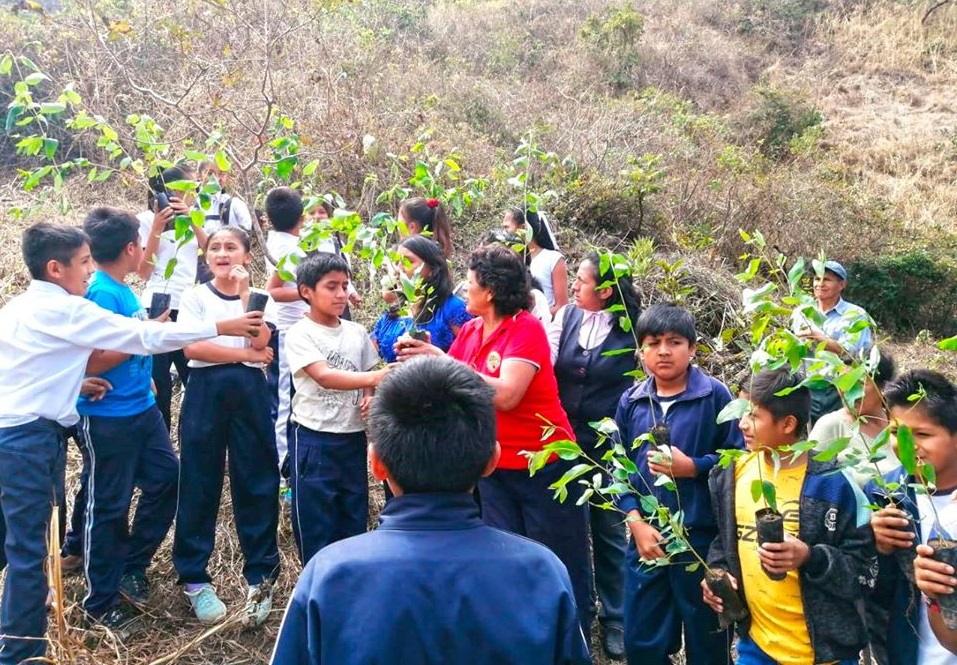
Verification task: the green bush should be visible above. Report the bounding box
[845,250,957,336]
[749,86,823,159]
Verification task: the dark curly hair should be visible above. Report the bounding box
[469,244,531,317]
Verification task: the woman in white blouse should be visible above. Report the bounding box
[547,251,641,660]
[502,207,567,317]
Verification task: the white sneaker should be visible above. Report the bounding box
[244,582,273,627]
[184,584,227,625]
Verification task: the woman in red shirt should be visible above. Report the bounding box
[397,243,592,636]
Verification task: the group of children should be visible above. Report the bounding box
[2,177,957,665]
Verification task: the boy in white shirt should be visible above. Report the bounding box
[0,222,261,665]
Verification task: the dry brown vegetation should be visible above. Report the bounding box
[1,0,957,663]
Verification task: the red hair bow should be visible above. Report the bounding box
[426,198,439,209]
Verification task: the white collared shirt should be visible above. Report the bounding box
[547,305,614,365]
[0,280,218,427]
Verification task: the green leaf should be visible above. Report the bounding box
[639,494,659,515]
[0,54,12,76]
[762,481,778,512]
[23,72,49,86]
[896,424,917,476]
[812,436,850,462]
[750,478,763,504]
[43,137,57,160]
[302,159,320,177]
[39,102,66,116]
[938,336,957,351]
[542,439,583,460]
[163,257,178,281]
[214,149,230,172]
[5,105,23,132]
[786,257,805,293]
[717,398,750,424]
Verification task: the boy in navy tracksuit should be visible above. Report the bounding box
[703,368,875,664]
[867,370,957,665]
[0,222,261,665]
[284,252,387,563]
[614,305,742,665]
[271,356,591,665]
[74,208,180,627]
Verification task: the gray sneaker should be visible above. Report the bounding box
[244,582,273,627]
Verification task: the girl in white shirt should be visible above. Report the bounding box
[502,206,568,317]
[173,227,279,628]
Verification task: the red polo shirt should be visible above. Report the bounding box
[448,310,575,469]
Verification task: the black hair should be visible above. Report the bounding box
[399,235,454,319]
[583,251,641,333]
[370,356,497,493]
[480,229,544,292]
[206,226,251,253]
[635,304,697,346]
[884,369,957,434]
[469,244,532,317]
[22,223,90,280]
[506,206,556,251]
[871,350,897,389]
[147,165,195,209]
[296,251,351,291]
[82,207,140,264]
[266,186,305,232]
[400,197,453,258]
[749,367,811,436]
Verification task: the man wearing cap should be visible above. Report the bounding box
[792,260,874,423]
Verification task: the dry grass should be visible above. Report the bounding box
[787,1,957,234]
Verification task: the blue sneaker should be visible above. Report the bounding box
[184,584,227,625]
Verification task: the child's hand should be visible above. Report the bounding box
[151,205,175,232]
[349,292,362,307]
[915,544,957,599]
[394,335,442,362]
[80,377,112,401]
[360,394,374,420]
[246,346,274,364]
[758,533,810,574]
[629,520,666,560]
[229,265,251,292]
[871,507,914,555]
[646,444,696,479]
[701,572,737,614]
[217,311,265,338]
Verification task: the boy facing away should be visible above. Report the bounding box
[703,367,876,665]
[284,251,388,563]
[270,356,590,665]
[0,222,260,665]
[867,369,957,665]
[614,304,742,665]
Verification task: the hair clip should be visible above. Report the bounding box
[426,198,439,209]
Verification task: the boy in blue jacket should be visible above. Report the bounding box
[703,367,875,664]
[271,356,590,665]
[867,369,957,665]
[614,304,742,665]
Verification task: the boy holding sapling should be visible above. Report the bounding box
[866,369,957,665]
[702,367,875,665]
[614,304,742,665]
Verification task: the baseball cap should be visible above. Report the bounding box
[823,260,847,281]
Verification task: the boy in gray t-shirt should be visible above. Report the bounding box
[284,252,389,563]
